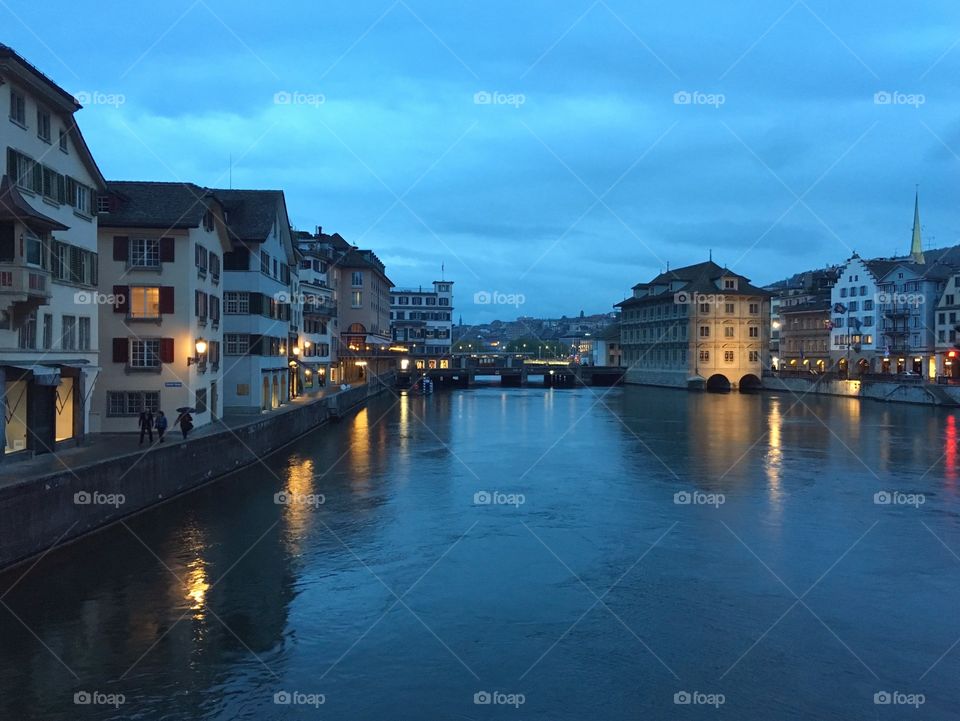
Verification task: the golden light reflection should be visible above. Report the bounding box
[349,409,372,491]
[946,415,957,486]
[185,560,210,615]
[283,457,317,546]
[399,394,410,454]
[766,397,783,507]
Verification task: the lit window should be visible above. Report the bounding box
[129,287,161,318]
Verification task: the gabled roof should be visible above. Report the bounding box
[617,260,769,307]
[0,43,79,111]
[99,181,213,229]
[211,189,285,243]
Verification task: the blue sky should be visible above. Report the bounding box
[4,0,960,322]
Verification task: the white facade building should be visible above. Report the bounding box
[295,230,339,392]
[93,182,231,432]
[0,44,106,459]
[390,281,453,363]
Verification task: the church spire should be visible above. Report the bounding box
[911,189,924,264]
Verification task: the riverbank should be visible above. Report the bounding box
[761,374,960,406]
[0,376,394,571]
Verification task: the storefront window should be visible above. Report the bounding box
[55,377,74,442]
[5,379,28,453]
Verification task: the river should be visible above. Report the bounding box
[0,384,957,719]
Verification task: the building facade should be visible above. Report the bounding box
[617,261,769,391]
[0,44,106,458]
[337,248,392,382]
[216,190,298,414]
[295,229,339,391]
[390,280,453,365]
[94,182,231,432]
[934,273,960,379]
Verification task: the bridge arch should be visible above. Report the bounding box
[706,374,732,393]
[738,373,762,392]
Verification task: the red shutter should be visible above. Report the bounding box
[159,237,175,262]
[160,338,174,364]
[113,285,129,314]
[159,286,174,314]
[112,338,128,363]
[112,236,128,261]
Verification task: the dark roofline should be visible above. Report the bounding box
[0,43,80,111]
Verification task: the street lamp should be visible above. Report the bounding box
[188,338,207,366]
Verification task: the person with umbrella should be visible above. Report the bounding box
[175,407,195,440]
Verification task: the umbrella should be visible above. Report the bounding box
[175,407,196,413]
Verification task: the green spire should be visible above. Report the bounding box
[911,190,924,264]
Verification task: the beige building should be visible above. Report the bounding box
[337,247,392,382]
[616,261,770,391]
[0,43,106,459]
[92,182,232,432]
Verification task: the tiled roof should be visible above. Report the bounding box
[99,181,212,229]
[211,189,284,243]
[0,175,69,231]
[0,43,79,110]
[617,260,769,307]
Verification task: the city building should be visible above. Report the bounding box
[94,182,231,432]
[772,268,838,373]
[934,273,960,380]
[337,247,392,382]
[593,321,623,366]
[390,280,453,367]
[294,229,339,392]
[0,44,106,458]
[616,260,770,391]
[215,189,299,413]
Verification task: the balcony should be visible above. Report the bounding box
[0,263,52,313]
[303,301,337,317]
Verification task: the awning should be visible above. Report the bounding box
[4,363,61,386]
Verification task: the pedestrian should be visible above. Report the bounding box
[176,411,194,440]
[138,407,154,445]
[155,410,168,443]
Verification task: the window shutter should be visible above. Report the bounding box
[159,338,174,364]
[112,338,128,363]
[112,236,128,261]
[249,334,263,355]
[248,292,262,315]
[159,286,175,314]
[159,237,175,262]
[113,285,129,314]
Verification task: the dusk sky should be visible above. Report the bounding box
[4,1,959,322]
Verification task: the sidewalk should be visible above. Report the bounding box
[0,385,349,488]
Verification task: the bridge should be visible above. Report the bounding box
[395,353,625,389]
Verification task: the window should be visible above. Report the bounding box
[725,303,735,314]
[59,129,68,152]
[42,167,64,202]
[699,303,710,313]
[61,315,77,350]
[748,303,759,314]
[195,244,208,273]
[749,326,759,338]
[107,391,160,417]
[260,251,270,274]
[37,108,51,142]
[7,149,39,192]
[24,231,43,266]
[848,301,858,312]
[699,326,710,337]
[129,287,161,319]
[723,278,737,289]
[79,317,91,350]
[209,253,220,280]
[195,290,208,320]
[439,298,449,306]
[947,295,956,306]
[864,299,873,311]
[9,89,25,125]
[724,326,734,338]
[130,238,160,267]
[195,388,208,414]
[224,291,249,314]
[42,313,53,350]
[699,349,709,362]
[351,271,363,287]
[351,290,362,307]
[225,333,249,355]
[17,311,36,349]
[70,179,91,215]
[724,351,734,363]
[130,339,161,368]
[749,351,760,362]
